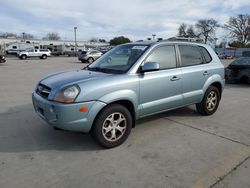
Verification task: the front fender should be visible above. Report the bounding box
[98,90,139,117]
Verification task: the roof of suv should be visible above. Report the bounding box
[128,40,207,47]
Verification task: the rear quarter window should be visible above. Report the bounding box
[199,46,212,63]
[179,45,204,67]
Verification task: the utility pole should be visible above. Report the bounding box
[22,32,25,40]
[152,34,156,40]
[74,27,77,56]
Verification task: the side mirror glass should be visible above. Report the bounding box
[141,62,159,72]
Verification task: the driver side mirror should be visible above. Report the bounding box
[141,62,160,72]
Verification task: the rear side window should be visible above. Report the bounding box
[199,46,212,63]
[146,45,176,70]
[179,45,203,67]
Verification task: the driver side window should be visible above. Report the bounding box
[146,45,176,70]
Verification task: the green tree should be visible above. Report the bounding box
[110,36,131,45]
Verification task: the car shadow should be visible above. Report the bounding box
[136,106,199,126]
[0,104,200,153]
[0,104,102,153]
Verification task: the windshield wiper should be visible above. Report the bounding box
[85,66,124,74]
[85,67,102,72]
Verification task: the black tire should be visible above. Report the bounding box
[81,60,85,63]
[87,57,94,64]
[41,54,47,59]
[91,104,132,148]
[21,55,27,60]
[196,86,220,116]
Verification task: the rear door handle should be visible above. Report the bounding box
[170,76,180,81]
[203,71,210,76]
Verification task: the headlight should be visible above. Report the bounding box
[54,85,80,103]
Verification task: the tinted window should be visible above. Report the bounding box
[179,45,203,67]
[146,45,176,70]
[199,46,212,63]
[12,46,17,49]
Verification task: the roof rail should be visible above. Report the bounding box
[162,37,204,43]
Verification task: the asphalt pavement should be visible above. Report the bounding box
[0,57,249,188]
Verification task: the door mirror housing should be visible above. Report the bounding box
[141,62,159,72]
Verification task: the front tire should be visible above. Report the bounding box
[196,86,220,116]
[41,54,47,59]
[87,57,94,64]
[21,55,27,60]
[91,104,132,148]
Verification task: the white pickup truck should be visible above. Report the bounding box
[18,49,51,60]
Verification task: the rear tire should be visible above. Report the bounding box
[196,86,220,116]
[91,104,132,148]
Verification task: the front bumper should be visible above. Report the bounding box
[32,92,106,132]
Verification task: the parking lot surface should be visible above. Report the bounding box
[0,57,249,188]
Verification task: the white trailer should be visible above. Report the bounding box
[5,41,40,54]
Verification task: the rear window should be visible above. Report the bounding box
[179,45,203,67]
[199,46,212,63]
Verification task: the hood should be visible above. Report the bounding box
[40,69,110,89]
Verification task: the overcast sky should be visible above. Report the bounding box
[0,0,250,41]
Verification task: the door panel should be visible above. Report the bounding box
[139,69,183,117]
[178,45,211,104]
[181,64,209,104]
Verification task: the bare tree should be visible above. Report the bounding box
[224,14,250,46]
[0,32,17,38]
[195,19,219,44]
[19,32,34,39]
[89,37,99,42]
[178,24,198,38]
[44,32,61,40]
[186,25,197,38]
[178,23,187,37]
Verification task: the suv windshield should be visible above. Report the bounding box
[86,44,149,74]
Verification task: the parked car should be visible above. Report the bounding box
[225,57,250,83]
[78,50,103,63]
[0,55,6,63]
[32,41,225,148]
[216,52,226,59]
[18,49,51,60]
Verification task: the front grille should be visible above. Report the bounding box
[36,84,51,99]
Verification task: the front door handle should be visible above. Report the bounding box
[203,71,210,76]
[170,76,180,81]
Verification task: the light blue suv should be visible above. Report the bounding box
[32,41,225,148]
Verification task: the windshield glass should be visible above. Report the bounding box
[86,44,149,74]
[231,57,250,66]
